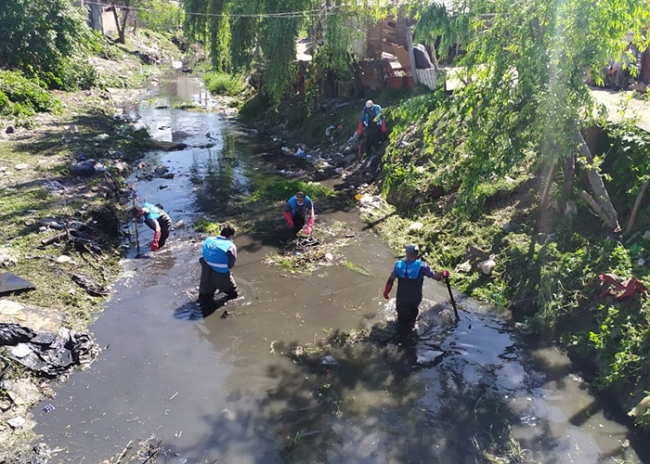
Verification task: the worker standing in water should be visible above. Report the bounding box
[383,244,449,335]
[131,202,173,252]
[198,223,239,305]
[283,191,315,236]
[357,99,387,155]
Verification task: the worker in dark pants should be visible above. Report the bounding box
[131,202,173,251]
[283,191,315,236]
[383,244,449,336]
[357,100,387,155]
[198,223,239,305]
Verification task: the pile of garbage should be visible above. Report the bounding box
[1,323,100,377]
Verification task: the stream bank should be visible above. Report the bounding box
[21,73,650,463]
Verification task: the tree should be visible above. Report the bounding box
[0,0,98,89]
[413,0,650,232]
[111,0,132,44]
[183,0,384,104]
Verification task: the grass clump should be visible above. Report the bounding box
[204,71,246,96]
[250,179,336,203]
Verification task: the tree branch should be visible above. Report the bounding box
[575,130,621,231]
[625,178,650,234]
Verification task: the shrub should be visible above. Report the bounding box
[0,71,62,117]
[204,72,246,96]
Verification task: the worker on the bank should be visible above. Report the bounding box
[283,191,315,236]
[357,100,387,154]
[383,244,449,334]
[198,223,239,305]
[131,202,173,252]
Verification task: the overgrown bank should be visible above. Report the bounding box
[239,87,650,432]
[0,23,186,459]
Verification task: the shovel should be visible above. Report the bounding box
[131,194,142,258]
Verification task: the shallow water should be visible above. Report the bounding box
[32,73,648,464]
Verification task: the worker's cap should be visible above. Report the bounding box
[405,244,419,255]
[295,191,306,200]
[365,100,373,108]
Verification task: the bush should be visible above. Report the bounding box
[136,0,184,33]
[204,72,246,96]
[0,71,62,117]
[0,0,99,89]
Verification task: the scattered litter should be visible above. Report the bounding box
[0,272,36,296]
[169,392,179,401]
[71,273,109,297]
[2,378,40,405]
[55,255,73,264]
[325,125,336,136]
[477,255,496,275]
[0,323,36,346]
[14,163,29,170]
[66,124,79,133]
[43,404,55,413]
[0,252,18,267]
[10,343,32,358]
[94,133,109,142]
[629,395,650,417]
[408,222,423,231]
[599,273,649,300]
[7,416,26,429]
[43,180,66,192]
[175,220,185,229]
[320,355,337,365]
[70,160,98,177]
[455,260,472,273]
[281,147,293,155]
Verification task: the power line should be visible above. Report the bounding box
[80,1,344,18]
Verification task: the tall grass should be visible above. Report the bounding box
[204,71,246,96]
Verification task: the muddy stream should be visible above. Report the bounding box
[32,74,649,463]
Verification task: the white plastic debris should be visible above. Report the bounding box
[408,222,423,231]
[477,255,496,275]
[175,220,185,229]
[7,416,26,429]
[55,255,73,264]
[94,133,109,141]
[10,344,32,358]
[14,163,29,170]
[325,125,336,137]
[455,260,472,273]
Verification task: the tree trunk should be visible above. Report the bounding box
[575,130,621,232]
[540,161,556,211]
[625,178,650,234]
[120,3,131,43]
[111,5,122,43]
[563,153,575,205]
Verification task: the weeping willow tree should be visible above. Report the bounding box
[412,0,650,231]
[183,0,390,104]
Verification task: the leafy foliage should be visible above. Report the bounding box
[135,0,184,32]
[0,70,62,117]
[0,0,100,90]
[411,0,650,217]
[183,0,386,104]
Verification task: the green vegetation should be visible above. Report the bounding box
[0,0,100,90]
[0,71,62,120]
[183,0,382,104]
[204,71,246,96]
[249,179,336,203]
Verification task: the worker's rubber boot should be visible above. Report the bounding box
[197,293,213,305]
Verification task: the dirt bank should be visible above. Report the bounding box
[0,31,187,460]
